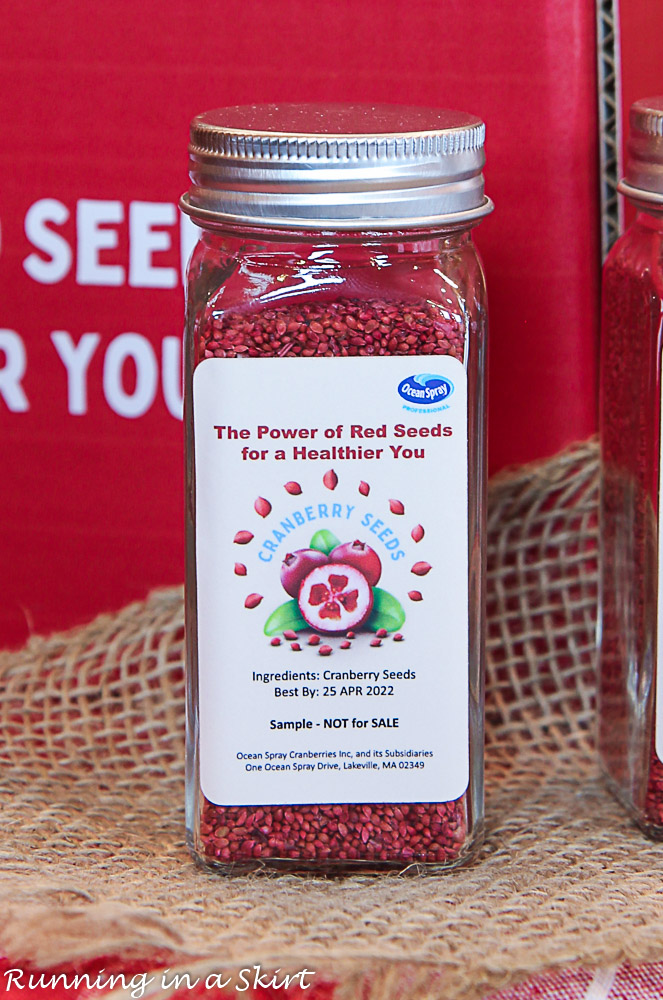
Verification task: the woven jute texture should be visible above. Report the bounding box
[2,438,662,1000]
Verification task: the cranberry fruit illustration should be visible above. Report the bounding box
[329,540,382,587]
[280,548,329,598]
[298,564,373,634]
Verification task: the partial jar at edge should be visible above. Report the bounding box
[599,96,663,837]
[182,104,492,873]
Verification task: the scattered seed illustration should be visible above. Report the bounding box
[290,642,301,651]
[308,635,321,646]
[408,590,423,602]
[323,469,338,490]
[254,497,272,517]
[270,637,281,646]
[393,633,404,641]
[234,563,247,576]
[284,481,302,495]
[340,641,351,650]
[283,629,298,641]
[346,631,355,639]
[234,530,254,545]
[359,481,370,496]
[411,561,432,576]
[411,524,425,542]
[370,638,382,647]
[244,593,263,609]
[318,645,333,656]
[375,628,388,638]
[389,498,405,515]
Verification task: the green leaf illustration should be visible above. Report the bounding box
[309,529,341,555]
[366,588,406,633]
[264,600,308,637]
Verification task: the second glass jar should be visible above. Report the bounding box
[599,96,663,837]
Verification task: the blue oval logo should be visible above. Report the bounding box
[397,373,454,405]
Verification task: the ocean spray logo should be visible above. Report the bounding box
[397,373,454,406]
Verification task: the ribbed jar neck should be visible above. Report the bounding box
[193,220,478,248]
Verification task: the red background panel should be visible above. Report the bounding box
[1,0,600,648]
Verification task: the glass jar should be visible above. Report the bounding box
[599,97,663,837]
[182,104,492,873]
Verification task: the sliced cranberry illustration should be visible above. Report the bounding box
[298,564,373,634]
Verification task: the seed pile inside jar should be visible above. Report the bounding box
[200,297,465,362]
[196,294,469,868]
[200,798,466,865]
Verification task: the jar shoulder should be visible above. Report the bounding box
[186,232,486,320]
[604,216,663,287]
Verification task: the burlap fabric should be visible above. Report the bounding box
[1,438,662,1000]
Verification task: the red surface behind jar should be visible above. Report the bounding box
[0,0,600,647]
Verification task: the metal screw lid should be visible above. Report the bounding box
[618,97,663,210]
[180,103,493,231]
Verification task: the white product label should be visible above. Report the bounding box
[194,356,469,806]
